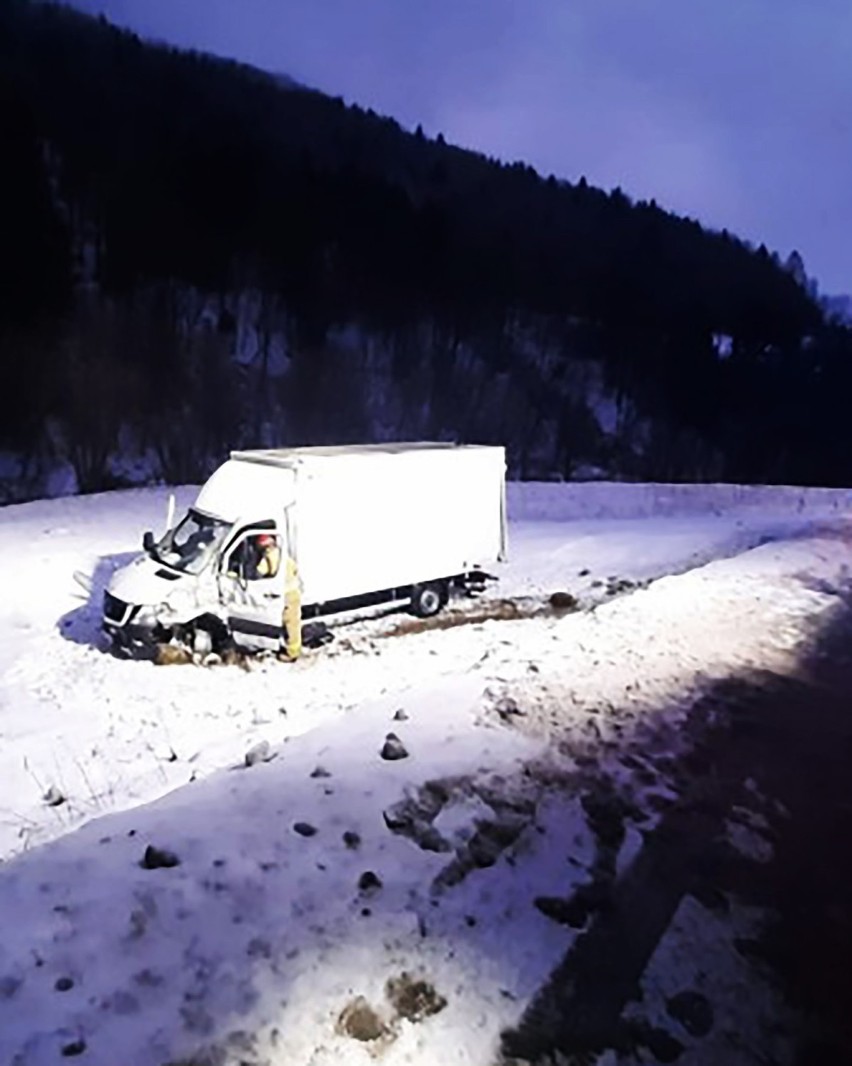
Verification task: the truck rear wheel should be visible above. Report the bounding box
[410,581,447,619]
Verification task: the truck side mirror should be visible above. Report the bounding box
[142,531,155,553]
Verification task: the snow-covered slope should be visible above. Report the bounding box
[0,481,847,860]
[0,482,851,1064]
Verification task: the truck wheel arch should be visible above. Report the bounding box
[189,613,233,653]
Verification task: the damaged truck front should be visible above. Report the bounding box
[102,443,507,660]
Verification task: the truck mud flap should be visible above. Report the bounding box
[303,621,334,649]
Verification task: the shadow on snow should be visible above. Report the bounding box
[58,551,138,649]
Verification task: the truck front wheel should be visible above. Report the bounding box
[410,581,447,619]
[187,614,233,656]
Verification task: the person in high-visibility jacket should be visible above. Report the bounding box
[253,533,281,579]
[282,555,302,660]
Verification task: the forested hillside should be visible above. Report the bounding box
[2,0,851,499]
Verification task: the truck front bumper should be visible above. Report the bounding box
[104,620,161,659]
[103,593,165,658]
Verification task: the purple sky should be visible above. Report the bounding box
[67,0,851,294]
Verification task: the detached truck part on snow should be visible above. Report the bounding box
[103,443,507,658]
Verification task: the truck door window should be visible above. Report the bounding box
[227,532,283,582]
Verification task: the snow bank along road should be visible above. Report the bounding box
[0,481,851,1065]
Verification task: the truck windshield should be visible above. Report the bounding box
[157,510,229,575]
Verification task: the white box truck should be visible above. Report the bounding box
[103,443,507,657]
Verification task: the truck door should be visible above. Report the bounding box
[219,524,287,651]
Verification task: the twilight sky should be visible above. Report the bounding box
[67,0,852,294]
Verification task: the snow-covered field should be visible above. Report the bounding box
[1,481,851,1065]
